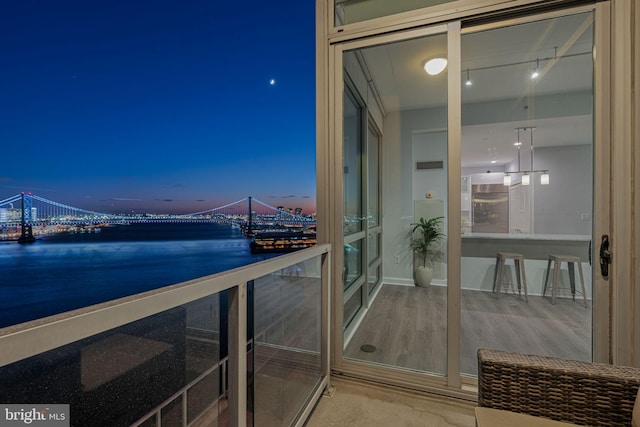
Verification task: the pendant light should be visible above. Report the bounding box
[503,127,550,185]
[540,172,550,185]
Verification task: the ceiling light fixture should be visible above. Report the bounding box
[465,68,472,86]
[503,127,550,186]
[540,172,550,185]
[460,51,591,86]
[424,58,447,75]
[531,58,540,79]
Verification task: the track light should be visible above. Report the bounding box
[531,58,540,79]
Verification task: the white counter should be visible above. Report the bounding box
[462,233,590,242]
[461,233,591,260]
[460,232,592,298]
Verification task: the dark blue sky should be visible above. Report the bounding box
[1,1,316,214]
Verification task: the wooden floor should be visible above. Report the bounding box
[345,284,591,376]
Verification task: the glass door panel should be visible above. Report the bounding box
[367,231,381,296]
[343,84,366,335]
[343,85,364,289]
[343,88,364,237]
[344,239,363,289]
[367,123,380,229]
[341,32,448,376]
[460,12,594,376]
[367,121,382,296]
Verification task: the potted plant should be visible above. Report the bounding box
[411,216,445,287]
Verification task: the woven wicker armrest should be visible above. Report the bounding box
[477,348,640,427]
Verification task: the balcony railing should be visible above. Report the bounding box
[0,244,331,427]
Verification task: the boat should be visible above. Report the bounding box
[250,229,317,254]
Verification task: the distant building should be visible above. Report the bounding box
[1,209,22,222]
[295,208,303,216]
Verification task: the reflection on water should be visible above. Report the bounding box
[0,223,276,328]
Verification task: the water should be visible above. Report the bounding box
[0,223,275,328]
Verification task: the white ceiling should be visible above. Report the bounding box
[354,11,595,167]
[461,115,592,168]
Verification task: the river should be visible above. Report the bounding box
[0,223,276,328]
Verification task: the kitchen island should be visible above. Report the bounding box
[460,233,592,298]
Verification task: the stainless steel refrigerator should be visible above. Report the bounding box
[472,183,509,233]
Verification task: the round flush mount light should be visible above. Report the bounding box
[424,58,448,75]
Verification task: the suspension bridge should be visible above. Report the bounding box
[0,193,314,243]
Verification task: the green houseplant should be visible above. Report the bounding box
[411,216,445,287]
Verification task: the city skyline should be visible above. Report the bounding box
[1,1,316,214]
[0,191,315,217]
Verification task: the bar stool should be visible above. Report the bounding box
[493,252,528,302]
[543,254,588,307]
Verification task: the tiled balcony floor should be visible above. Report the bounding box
[305,376,476,427]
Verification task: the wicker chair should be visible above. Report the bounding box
[477,348,640,426]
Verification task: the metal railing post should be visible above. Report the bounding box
[228,283,247,427]
[321,251,332,391]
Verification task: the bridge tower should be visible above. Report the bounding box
[247,196,253,237]
[18,192,36,244]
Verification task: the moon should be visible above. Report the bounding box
[269,79,276,85]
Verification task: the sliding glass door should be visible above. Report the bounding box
[340,30,450,376]
[331,3,609,388]
[342,74,384,338]
[342,84,365,331]
[459,11,596,375]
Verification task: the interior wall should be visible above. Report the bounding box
[343,51,384,130]
[533,145,593,235]
[460,145,592,236]
[461,91,593,127]
[382,100,592,285]
[412,130,448,201]
[382,107,446,285]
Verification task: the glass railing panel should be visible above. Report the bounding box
[187,367,221,425]
[138,416,157,427]
[0,294,222,427]
[184,292,223,426]
[161,395,183,425]
[252,256,323,427]
[0,244,330,427]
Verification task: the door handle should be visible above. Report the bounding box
[599,234,612,279]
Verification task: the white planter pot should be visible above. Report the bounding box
[415,265,433,287]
